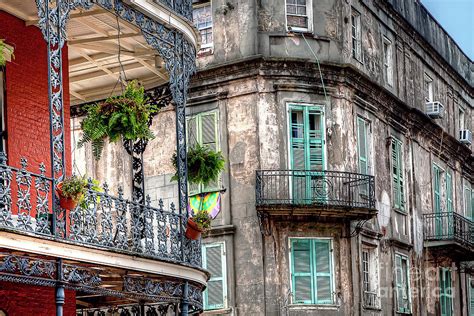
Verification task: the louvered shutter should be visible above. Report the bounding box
[395,255,404,312]
[200,111,220,193]
[392,138,405,211]
[357,117,368,175]
[186,116,200,196]
[433,165,441,214]
[307,109,324,171]
[290,109,306,170]
[202,243,226,310]
[470,279,474,316]
[446,172,453,213]
[291,239,313,304]
[314,240,332,304]
[440,268,453,316]
[464,186,472,219]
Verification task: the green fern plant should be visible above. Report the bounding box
[172,143,226,186]
[78,80,159,160]
[0,39,14,67]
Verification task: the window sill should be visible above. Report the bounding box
[363,305,382,311]
[288,304,339,310]
[202,308,232,315]
[393,208,407,215]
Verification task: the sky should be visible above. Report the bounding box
[421,0,474,60]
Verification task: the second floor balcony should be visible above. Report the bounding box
[423,212,474,260]
[256,170,377,219]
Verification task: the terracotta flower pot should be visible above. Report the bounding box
[185,217,202,240]
[56,182,78,210]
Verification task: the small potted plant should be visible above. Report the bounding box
[185,209,212,240]
[0,39,14,67]
[56,176,86,210]
[78,80,159,160]
[172,143,225,186]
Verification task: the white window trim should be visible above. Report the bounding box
[459,107,466,131]
[382,36,393,87]
[202,242,228,310]
[351,10,362,61]
[287,237,336,306]
[285,0,313,33]
[361,245,380,309]
[463,181,473,218]
[193,2,213,49]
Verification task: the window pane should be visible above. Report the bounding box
[287,5,296,14]
[207,280,224,308]
[296,0,306,5]
[297,6,307,15]
[287,15,308,28]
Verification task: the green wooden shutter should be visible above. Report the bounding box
[464,185,472,219]
[446,171,453,213]
[186,116,200,196]
[392,138,405,211]
[357,117,368,175]
[469,279,474,316]
[433,165,441,214]
[307,109,324,171]
[291,239,314,304]
[200,111,220,193]
[395,254,410,313]
[202,243,226,310]
[290,108,306,170]
[440,268,453,316]
[314,240,332,304]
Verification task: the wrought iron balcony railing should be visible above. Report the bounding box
[423,212,474,249]
[0,155,200,267]
[256,170,376,213]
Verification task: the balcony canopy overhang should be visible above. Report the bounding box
[0,0,200,105]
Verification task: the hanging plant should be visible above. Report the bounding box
[0,39,14,67]
[171,143,225,186]
[78,80,159,160]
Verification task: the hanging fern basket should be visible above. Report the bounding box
[78,80,159,160]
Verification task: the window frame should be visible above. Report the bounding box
[394,253,411,314]
[382,36,393,86]
[464,182,473,220]
[361,245,380,309]
[459,107,466,131]
[288,237,335,306]
[351,10,362,61]
[193,2,213,49]
[202,242,227,310]
[424,73,434,102]
[285,0,313,33]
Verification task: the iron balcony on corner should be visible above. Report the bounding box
[255,170,377,219]
[423,211,474,260]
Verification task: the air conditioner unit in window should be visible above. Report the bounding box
[425,101,445,119]
[459,129,472,145]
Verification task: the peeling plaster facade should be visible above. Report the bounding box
[72,0,473,315]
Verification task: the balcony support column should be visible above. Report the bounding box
[180,281,189,316]
[55,258,65,316]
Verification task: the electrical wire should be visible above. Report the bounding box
[300,32,329,103]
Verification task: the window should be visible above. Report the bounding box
[289,238,334,305]
[193,4,213,49]
[424,73,433,102]
[0,69,5,153]
[382,37,393,86]
[391,137,405,211]
[440,268,453,316]
[351,10,361,61]
[459,108,465,131]
[395,254,411,313]
[187,110,221,195]
[362,247,379,309]
[202,242,227,310]
[286,0,312,32]
[357,117,370,175]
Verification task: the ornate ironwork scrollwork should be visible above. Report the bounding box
[62,264,102,287]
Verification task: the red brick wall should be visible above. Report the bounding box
[0,10,72,174]
[0,282,76,316]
